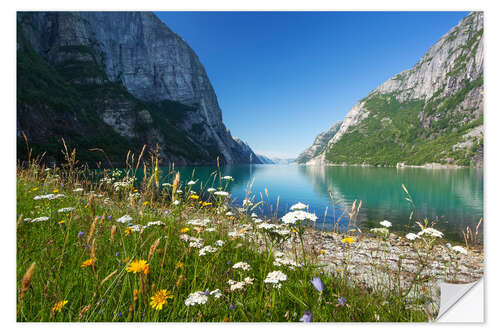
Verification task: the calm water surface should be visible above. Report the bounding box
[164,165,483,242]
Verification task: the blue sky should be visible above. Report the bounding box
[154,11,469,158]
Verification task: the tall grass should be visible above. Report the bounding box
[16,144,445,322]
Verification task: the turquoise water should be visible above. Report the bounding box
[164,165,483,241]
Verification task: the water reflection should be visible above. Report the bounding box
[167,164,482,241]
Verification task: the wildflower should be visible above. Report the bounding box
[233,262,251,271]
[229,304,235,310]
[173,200,180,206]
[290,202,307,211]
[150,289,174,310]
[124,227,133,236]
[81,258,96,268]
[32,187,39,191]
[142,201,149,206]
[310,276,325,292]
[225,211,233,216]
[188,218,210,227]
[264,270,287,288]
[452,245,468,255]
[77,231,84,238]
[299,310,313,322]
[207,188,216,193]
[187,180,197,186]
[242,199,252,206]
[214,191,229,197]
[58,220,65,224]
[201,202,213,207]
[180,227,190,233]
[337,296,346,306]
[370,227,389,238]
[281,210,317,224]
[341,237,355,244]
[418,228,444,238]
[126,259,149,274]
[214,240,225,247]
[146,221,165,228]
[251,213,258,218]
[189,194,199,200]
[222,176,233,181]
[57,207,74,213]
[189,240,204,249]
[184,291,208,306]
[176,262,184,269]
[406,233,420,241]
[199,245,217,256]
[116,215,133,224]
[31,216,49,223]
[53,189,59,193]
[73,188,84,192]
[320,249,326,255]
[227,280,246,291]
[244,277,254,285]
[52,300,68,313]
[379,220,392,228]
[115,252,120,257]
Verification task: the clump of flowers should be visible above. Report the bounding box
[406,233,420,241]
[341,236,355,244]
[418,227,444,238]
[116,215,133,224]
[264,270,287,289]
[199,245,218,256]
[370,227,389,238]
[126,259,150,274]
[232,261,251,271]
[379,220,392,228]
[57,207,74,213]
[51,300,68,314]
[184,291,208,306]
[81,258,96,268]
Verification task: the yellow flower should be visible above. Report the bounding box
[81,258,96,268]
[126,259,149,274]
[320,249,326,254]
[133,289,139,301]
[202,202,213,207]
[143,201,149,206]
[32,187,39,191]
[133,189,138,193]
[52,300,68,313]
[189,195,199,200]
[58,220,66,224]
[149,289,173,310]
[175,262,184,269]
[53,189,59,193]
[180,227,189,233]
[292,229,297,233]
[124,227,133,236]
[341,237,355,244]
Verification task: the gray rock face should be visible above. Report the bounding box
[296,121,342,163]
[307,12,484,166]
[17,11,259,165]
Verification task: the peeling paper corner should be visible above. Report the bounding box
[436,278,484,322]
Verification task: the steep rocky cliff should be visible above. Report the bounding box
[17,11,260,166]
[296,121,342,163]
[304,12,483,167]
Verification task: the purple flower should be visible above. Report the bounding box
[299,310,313,322]
[229,304,235,310]
[115,252,120,257]
[107,215,112,220]
[97,216,102,219]
[164,210,170,215]
[226,261,232,266]
[118,312,122,318]
[337,297,346,306]
[204,289,210,296]
[310,276,324,292]
[78,231,84,238]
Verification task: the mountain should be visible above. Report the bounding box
[255,154,275,164]
[302,12,483,167]
[296,121,342,163]
[17,12,261,166]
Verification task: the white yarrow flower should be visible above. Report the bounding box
[199,245,217,256]
[264,270,287,287]
[57,207,74,213]
[184,291,208,306]
[116,215,133,224]
[418,228,444,238]
[222,176,234,181]
[31,216,49,223]
[207,188,216,193]
[214,191,229,197]
[452,245,468,255]
[405,233,420,241]
[214,240,225,247]
[187,180,197,186]
[232,262,251,271]
[379,220,392,228]
[290,202,307,211]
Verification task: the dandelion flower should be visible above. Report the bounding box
[150,289,173,310]
[81,258,96,268]
[126,259,149,274]
[341,237,355,244]
[52,300,68,313]
[176,262,184,269]
[189,194,199,200]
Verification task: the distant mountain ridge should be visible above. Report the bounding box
[296,121,342,164]
[302,12,483,167]
[17,12,261,166]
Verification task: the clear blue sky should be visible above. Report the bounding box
[154,11,469,158]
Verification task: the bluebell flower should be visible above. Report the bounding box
[164,210,170,215]
[118,312,123,318]
[229,304,235,310]
[107,215,112,220]
[204,289,210,296]
[78,231,84,238]
[310,276,325,292]
[300,310,313,322]
[115,252,120,257]
[337,297,346,306]
[97,216,102,219]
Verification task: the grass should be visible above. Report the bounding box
[16,145,439,322]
